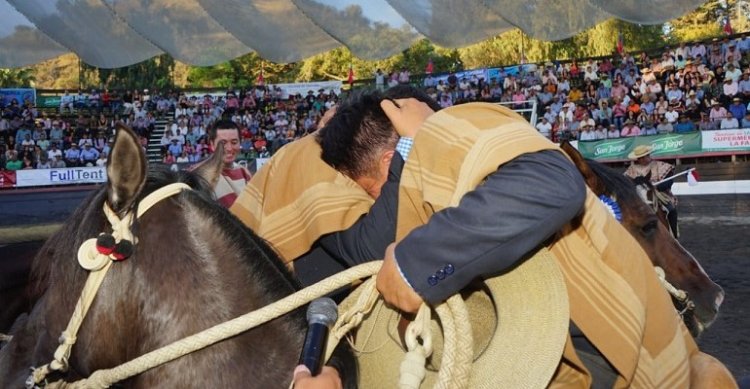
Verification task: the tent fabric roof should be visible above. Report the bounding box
[0,0,706,69]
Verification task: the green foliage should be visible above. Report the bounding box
[15,1,749,89]
[187,52,300,87]
[82,54,176,90]
[0,68,35,88]
[669,0,725,42]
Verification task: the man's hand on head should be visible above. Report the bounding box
[377,243,424,314]
[380,98,434,138]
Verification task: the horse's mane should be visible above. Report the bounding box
[28,166,300,305]
[586,159,641,204]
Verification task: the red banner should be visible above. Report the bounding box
[0,171,16,188]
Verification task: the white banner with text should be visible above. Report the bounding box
[15,166,107,187]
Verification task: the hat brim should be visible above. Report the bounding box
[628,148,653,160]
[336,248,569,388]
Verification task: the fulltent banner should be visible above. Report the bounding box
[15,166,107,188]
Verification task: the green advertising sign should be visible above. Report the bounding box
[37,95,61,109]
[578,132,703,160]
[578,137,634,160]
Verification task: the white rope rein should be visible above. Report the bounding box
[26,183,191,388]
[654,266,694,315]
[19,180,474,389]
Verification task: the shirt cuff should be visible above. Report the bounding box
[392,249,414,289]
[395,137,414,161]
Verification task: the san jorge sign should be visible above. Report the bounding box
[578,132,703,161]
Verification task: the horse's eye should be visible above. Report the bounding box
[641,220,658,236]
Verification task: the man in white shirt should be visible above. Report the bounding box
[594,125,607,140]
[606,124,621,138]
[535,117,552,139]
[724,63,743,83]
[578,124,597,141]
[691,43,707,61]
[720,112,739,129]
[664,106,680,124]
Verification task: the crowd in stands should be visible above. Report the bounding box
[411,34,750,142]
[0,86,338,171]
[3,33,750,173]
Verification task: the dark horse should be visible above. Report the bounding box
[561,142,724,337]
[0,126,355,387]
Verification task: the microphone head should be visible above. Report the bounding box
[306,297,338,327]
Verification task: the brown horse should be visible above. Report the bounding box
[561,142,724,337]
[0,126,355,388]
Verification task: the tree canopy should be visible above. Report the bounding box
[4,1,747,90]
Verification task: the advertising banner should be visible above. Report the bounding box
[432,68,490,85]
[701,129,750,151]
[577,132,703,160]
[15,166,107,188]
[0,88,36,107]
[0,171,16,188]
[37,95,62,109]
[276,81,342,99]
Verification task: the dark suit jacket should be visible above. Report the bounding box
[394,149,586,304]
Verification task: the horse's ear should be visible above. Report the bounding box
[107,124,147,213]
[190,140,224,188]
[559,141,607,195]
[644,171,652,184]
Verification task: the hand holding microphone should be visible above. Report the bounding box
[298,297,338,376]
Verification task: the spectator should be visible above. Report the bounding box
[51,154,66,168]
[4,152,21,170]
[38,157,52,169]
[96,152,108,167]
[657,116,674,134]
[742,113,750,128]
[698,112,718,131]
[593,124,606,140]
[620,120,641,137]
[374,69,385,90]
[79,143,100,166]
[168,139,182,157]
[674,116,697,133]
[709,100,728,122]
[664,105,680,124]
[60,90,75,114]
[720,112,739,129]
[606,124,620,139]
[729,97,747,120]
[535,117,552,139]
[579,124,596,141]
[641,118,658,135]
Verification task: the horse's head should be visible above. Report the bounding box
[1,125,308,388]
[560,142,724,337]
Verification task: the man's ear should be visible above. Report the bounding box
[381,149,395,170]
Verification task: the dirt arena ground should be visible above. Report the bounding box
[1,193,747,381]
[681,194,750,379]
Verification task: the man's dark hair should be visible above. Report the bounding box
[382,85,442,111]
[208,119,241,142]
[318,87,440,179]
[318,89,396,179]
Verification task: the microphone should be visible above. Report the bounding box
[299,297,338,376]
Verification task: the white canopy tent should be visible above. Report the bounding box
[0,0,707,69]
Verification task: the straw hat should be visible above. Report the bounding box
[338,248,569,388]
[628,144,653,160]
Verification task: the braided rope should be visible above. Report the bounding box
[27,183,190,388]
[45,262,384,388]
[654,266,689,302]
